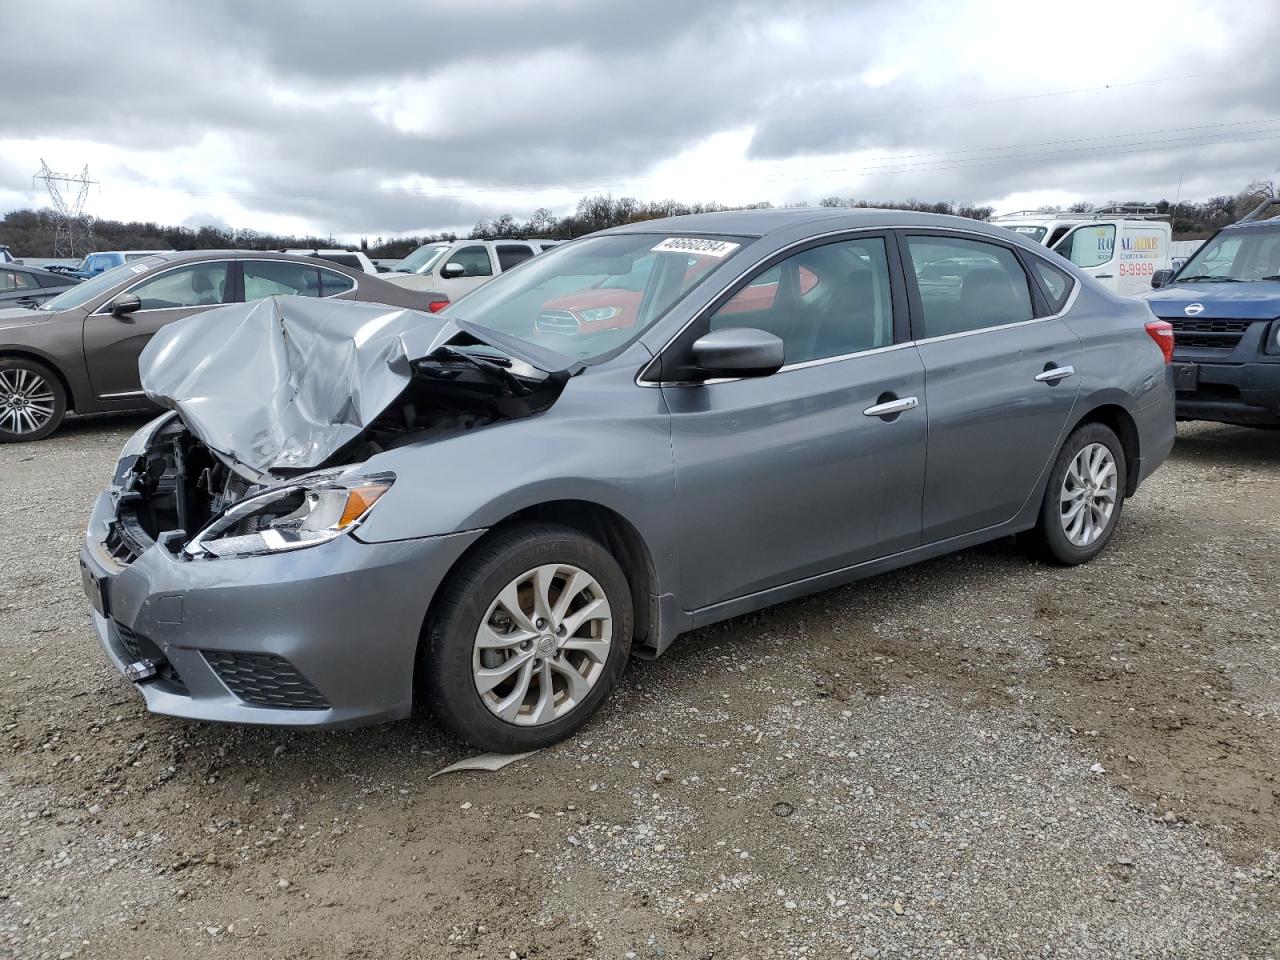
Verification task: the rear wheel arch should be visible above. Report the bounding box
[1069,403,1140,496]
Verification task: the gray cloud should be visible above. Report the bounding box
[1,0,1275,236]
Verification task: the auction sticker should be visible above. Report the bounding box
[651,237,740,258]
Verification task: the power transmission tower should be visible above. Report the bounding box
[33,160,98,258]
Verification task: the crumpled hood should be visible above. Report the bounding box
[139,296,458,477]
[1141,281,1280,320]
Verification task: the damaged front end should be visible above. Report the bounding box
[119,295,575,561]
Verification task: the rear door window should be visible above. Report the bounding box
[243,261,322,299]
[904,235,1035,338]
[496,244,535,271]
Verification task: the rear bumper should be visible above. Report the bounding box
[1173,360,1280,426]
[81,489,484,729]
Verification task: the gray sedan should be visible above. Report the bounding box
[80,209,1175,751]
[0,261,81,309]
[0,250,449,441]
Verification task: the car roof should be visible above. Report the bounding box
[151,250,361,269]
[5,261,72,279]
[593,207,1019,240]
[1222,217,1280,233]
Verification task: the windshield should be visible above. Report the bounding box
[1175,227,1280,281]
[37,257,164,311]
[446,233,751,362]
[1000,224,1048,242]
[394,243,450,275]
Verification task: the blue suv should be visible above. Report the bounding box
[1143,199,1280,427]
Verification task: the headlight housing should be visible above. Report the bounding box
[576,306,619,324]
[184,471,394,559]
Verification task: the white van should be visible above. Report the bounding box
[990,208,1172,298]
[384,239,560,299]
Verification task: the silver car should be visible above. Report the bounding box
[80,209,1176,751]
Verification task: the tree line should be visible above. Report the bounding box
[1,180,1273,260]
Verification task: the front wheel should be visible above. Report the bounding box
[422,523,633,752]
[1028,422,1127,566]
[0,358,66,442]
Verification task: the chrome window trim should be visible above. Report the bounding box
[92,258,237,316]
[637,223,1083,388]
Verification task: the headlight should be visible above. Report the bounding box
[184,471,394,559]
[576,306,619,323]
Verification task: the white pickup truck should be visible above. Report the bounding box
[989,208,1172,298]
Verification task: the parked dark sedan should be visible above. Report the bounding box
[0,250,449,441]
[0,261,82,309]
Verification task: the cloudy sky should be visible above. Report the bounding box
[1,0,1276,240]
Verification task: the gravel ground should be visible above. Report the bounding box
[1,414,1277,960]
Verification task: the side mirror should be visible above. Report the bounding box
[1150,268,1175,290]
[440,262,466,279]
[689,327,784,379]
[110,293,142,317]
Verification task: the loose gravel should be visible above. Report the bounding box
[1,413,1277,959]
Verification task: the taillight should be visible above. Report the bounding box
[1144,320,1174,363]
[427,300,449,314]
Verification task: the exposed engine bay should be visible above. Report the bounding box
[120,343,567,556]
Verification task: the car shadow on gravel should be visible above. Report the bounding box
[1171,422,1280,468]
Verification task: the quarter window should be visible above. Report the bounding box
[319,268,355,296]
[707,236,895,364]
[1029,259,1074,312]
[904,235,1034,338]
[126,262,231,310]
[446,245,493,278]
[243,261,322,300]
[1054,224,1115,268]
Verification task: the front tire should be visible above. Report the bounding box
[422,523,633,752]
[1028,422,1127,566]
[0,358,66,442]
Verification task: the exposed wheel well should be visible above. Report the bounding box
[0,350,76,412]
[1071,403,1140,495]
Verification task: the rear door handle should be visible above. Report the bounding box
[1034,365,1075,383]
[863,396,919,418]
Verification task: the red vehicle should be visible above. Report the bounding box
[536,256,818,336]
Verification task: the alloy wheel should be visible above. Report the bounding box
[1059,442,1118,547]
[472,563,613,726]
[0,368,56,436]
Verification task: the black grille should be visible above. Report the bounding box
[203,651,329,710]
[1170,317,1254,350]
[112,622,185,690]
[535,309,581,334]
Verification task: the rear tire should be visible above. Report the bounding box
[1028,422,1127,566]
[422,522,633,752]
[0,357,67,442]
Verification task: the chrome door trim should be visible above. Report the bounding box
[98,389,149,399]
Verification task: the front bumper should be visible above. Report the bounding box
[1172,359,1280,426]
[80,489,484,729]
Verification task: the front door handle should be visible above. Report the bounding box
[863,396,919,418]
[1034,365,1076,383]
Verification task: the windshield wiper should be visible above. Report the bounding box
[1178,275,1240,282]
